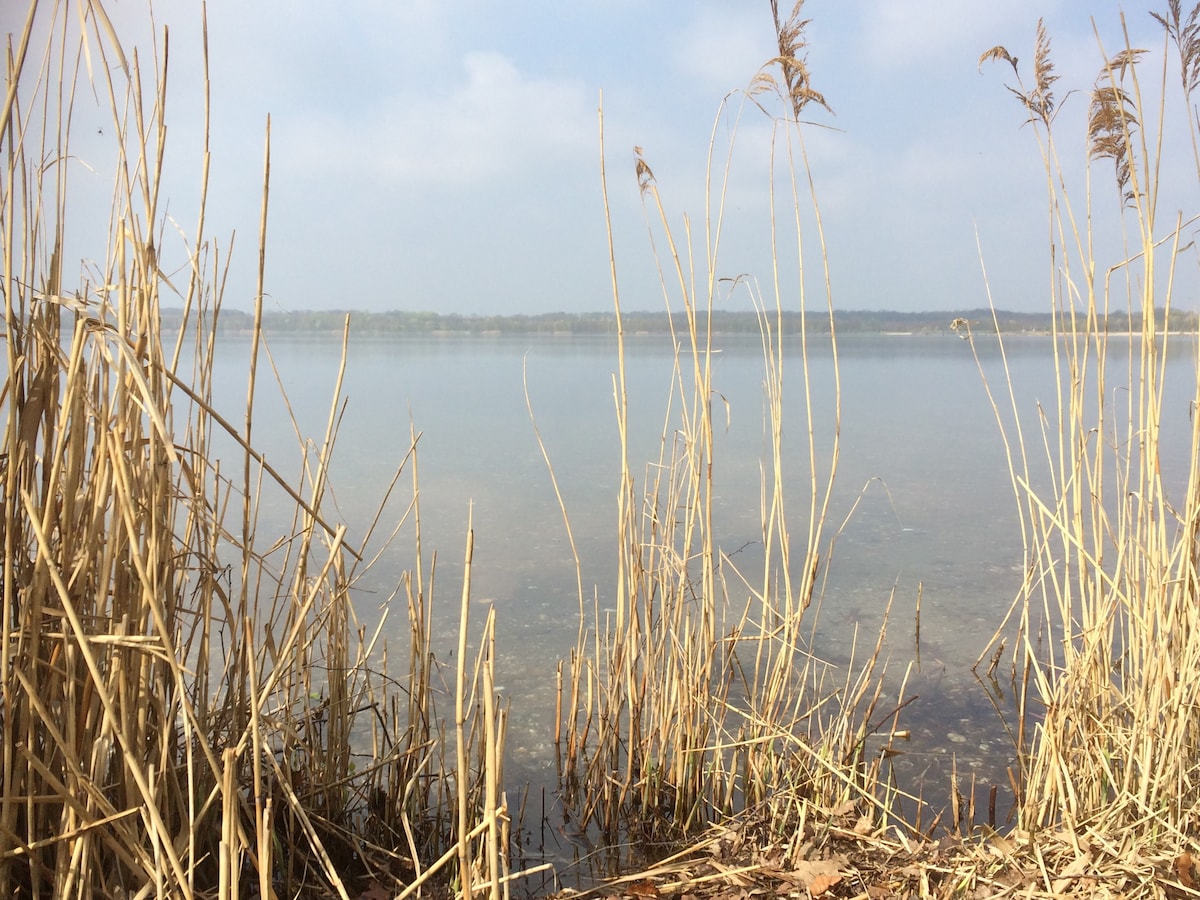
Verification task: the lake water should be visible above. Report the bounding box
[200,328,1198,834]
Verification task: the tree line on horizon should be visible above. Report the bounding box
[157,306,1200,336]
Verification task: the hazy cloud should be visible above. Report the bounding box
[669,8,776,95]
[856,0,1057,70]
[27,0,1192,315]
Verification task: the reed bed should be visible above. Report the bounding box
[18,0,1200,897]
[1,4,515,898]
[557,1,909,871]
[561,3,1200,898]
[956,3,1200,895]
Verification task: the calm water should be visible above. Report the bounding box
[200,329,1198,824]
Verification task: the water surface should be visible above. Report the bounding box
[199,328,1199,830]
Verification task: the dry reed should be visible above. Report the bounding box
[1,4,514,898]
[562,4,1200,897]
[556,0,905,871]
[963,4,1200,895]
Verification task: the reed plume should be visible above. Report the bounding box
[769,0,831,119]
[1089,55,1144,208]
[558,3,898,872]
[980,19,1058,128]
[1152,0,1200,94]
[973,11,1200,889]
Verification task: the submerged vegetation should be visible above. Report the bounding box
[3,1,1200,899]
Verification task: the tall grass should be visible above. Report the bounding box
[558,1,907,862]
[972,1,1200,874]
[1,5,516,898]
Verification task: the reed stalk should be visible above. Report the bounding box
[558,1,900,862]
[1,4,513,897]
[972,1,1200,875]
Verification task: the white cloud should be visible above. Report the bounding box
[281,51,593,189]
[851,0,1064,72]
[669,7,776,95]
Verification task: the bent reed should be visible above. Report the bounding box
[2,5,515,899]
[7,1,1200,899]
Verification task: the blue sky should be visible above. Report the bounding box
[23,1,1200,315]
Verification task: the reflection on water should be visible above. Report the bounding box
[202,329,1197,841]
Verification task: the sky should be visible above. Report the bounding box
[12,1,1200,315]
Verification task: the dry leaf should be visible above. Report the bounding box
[809,872,842,896]
[788,857,845,889]
[1177,851,1195,888]
[853,814,874,835]
[757,844,786,867]
[986,832,1016,857]
[627,878,660,898]
[1050,853,1091,894]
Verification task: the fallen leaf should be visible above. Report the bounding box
[809,873,842,896]
[786,857,845,889]
[1177,852,1195,888]
[357,882,392,900]
[627,878,659,898]
[986,832,1016,858]
[1050,852,1091,894]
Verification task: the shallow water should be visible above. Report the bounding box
[199,328,1198,846]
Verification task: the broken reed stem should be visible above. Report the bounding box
[484,609,503,900]
[244,616,270,900]
[220,748,239,900]
[914,580,922,656]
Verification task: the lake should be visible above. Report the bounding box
[199,327,1198,832]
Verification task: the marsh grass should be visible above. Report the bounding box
[556,2,911,867]
[20,0,1200,896]
[0,5,519,898]
[962,3,1200,892]
[560,4,1200,894]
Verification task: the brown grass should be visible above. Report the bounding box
[0,4,518,898]
[962,5,1200,896]
[555,3,907,875]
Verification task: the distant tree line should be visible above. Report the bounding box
[155,306,1200,337]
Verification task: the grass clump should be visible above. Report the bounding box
[561,3,1200,898]
[955,3,1200,895]
[556,1,912,875]
[1,5,514,898]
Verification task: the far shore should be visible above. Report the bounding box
[153,306,1199,338]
